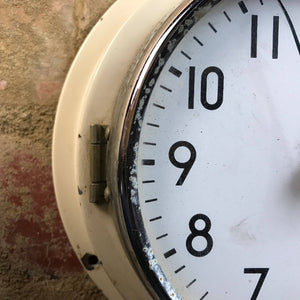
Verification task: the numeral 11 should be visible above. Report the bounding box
[251,15,280,59]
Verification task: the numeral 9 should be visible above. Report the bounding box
[168,141,196,185]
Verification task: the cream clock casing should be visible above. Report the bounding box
[53,0,300,299]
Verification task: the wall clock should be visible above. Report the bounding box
[53,0,300,299]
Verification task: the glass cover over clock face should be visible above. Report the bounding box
[119,0,300,299]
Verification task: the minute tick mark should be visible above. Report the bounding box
[186,279,197,288]
[153,103,165,110]
[200,292,209,300]
[223,11,231,22]
[160,85,172,93]
[156,233,168,240]
[143,142,157,146]
[174,265,185,274]
[143,180,155,184]
[193,36,204,46]
[150,216,162,222]
[147,122,160,128]
[208,22,217,33]
[181,51,192,60]
[145,198,158,203]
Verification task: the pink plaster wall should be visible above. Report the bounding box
[0,0,115,298]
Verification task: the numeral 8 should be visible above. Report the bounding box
[186,214,213,257]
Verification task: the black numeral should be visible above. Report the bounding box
[244,268,269,300]
[273,16,279,59]
[251,15,258,58]
[189,66,224,110]
[188,67,195,109]
[251,14,280,59]
[169,141,196,185]
[186,214,213,257]
[201,67,224,110]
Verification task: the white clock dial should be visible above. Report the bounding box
[121,0,300,299]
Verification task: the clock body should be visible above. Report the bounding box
[52,0,300,299]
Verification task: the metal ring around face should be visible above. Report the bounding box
[110,1,220,298]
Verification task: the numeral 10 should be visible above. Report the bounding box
[188,66,224,110]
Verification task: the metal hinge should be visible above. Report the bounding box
[90,124,110,204]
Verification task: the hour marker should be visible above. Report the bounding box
[143,180,155,184]
[164,248,176,259]
[273,16,279,59]
[208,22,217,33]
[223,11,231,22]
[156,233,168,240]
[200,292,209,300]
[160,85,172,93]
[193,36,203,46]
[238,1,248,14]
[181,51,192,60]
[150,216,162,222]
[175,265,185,274]
[186,279,197,288]
[169,66,182,78]
[259,0,264,5]
[145,198,158,203]
[153,103,165,109]
[251,15,258,58]
[143,142,156,146]
[251,14,282,58]
[147,122,159,128]
[142,159,155,166]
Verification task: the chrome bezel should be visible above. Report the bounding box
[108,1,220,298]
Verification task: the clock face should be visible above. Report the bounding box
[119,0,300,299]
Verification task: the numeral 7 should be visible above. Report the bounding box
[244,268,269,300]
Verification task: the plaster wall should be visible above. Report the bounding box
[0,0,116,298]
